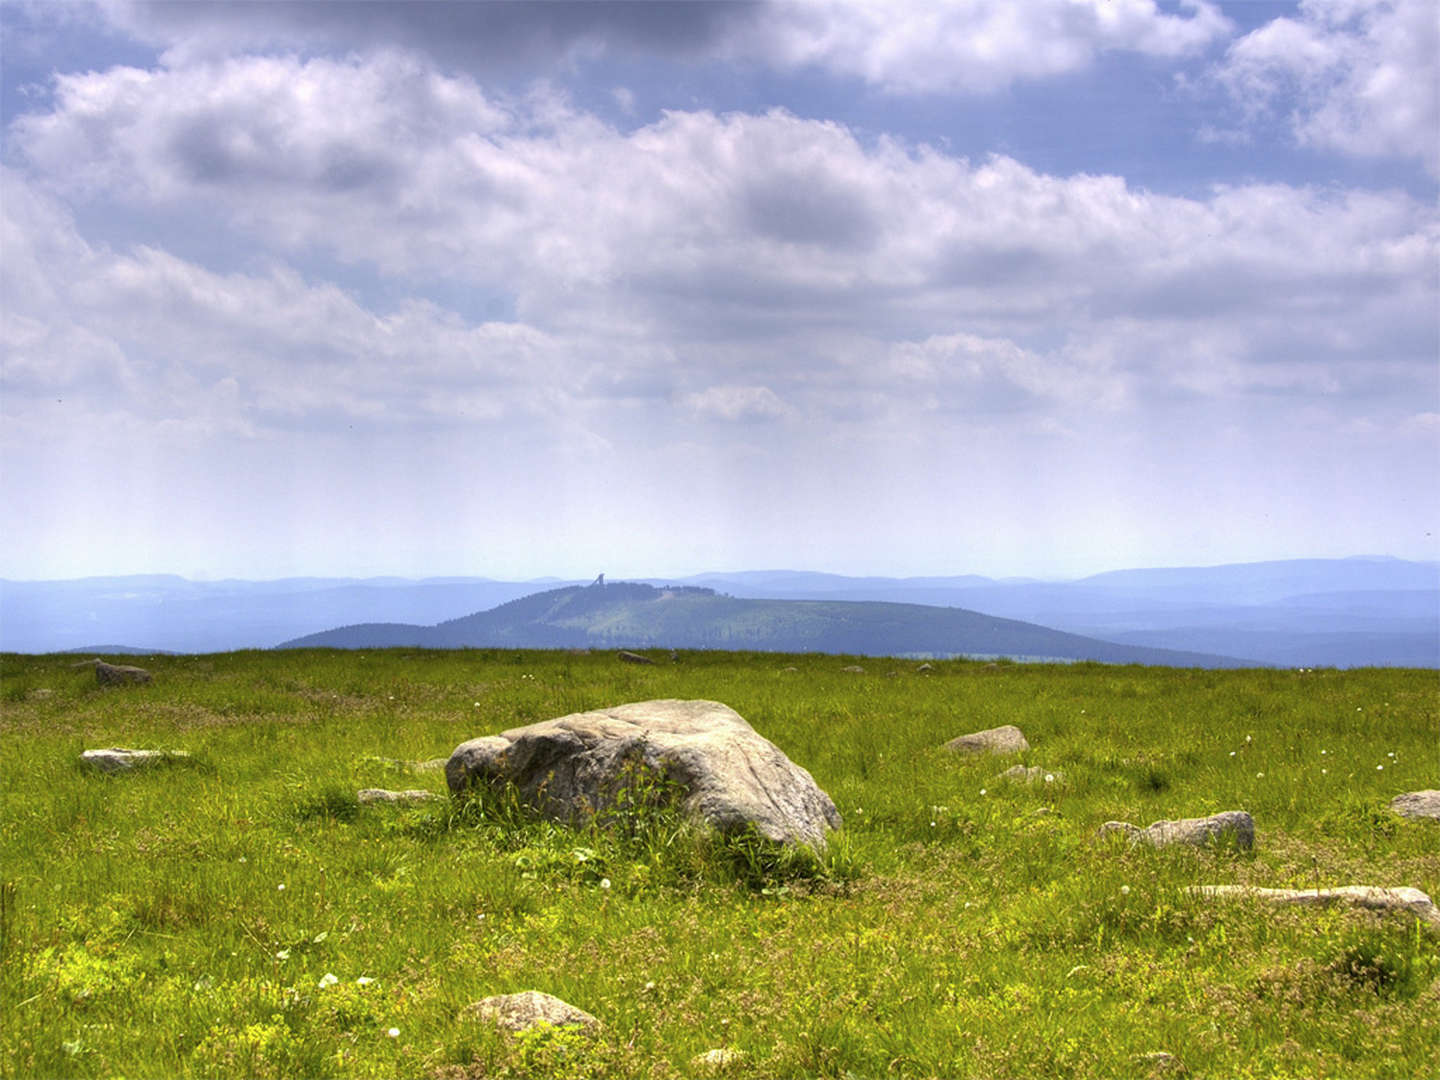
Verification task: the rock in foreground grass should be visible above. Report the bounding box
[446,699,842,849]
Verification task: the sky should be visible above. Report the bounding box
[1,0,1436,582]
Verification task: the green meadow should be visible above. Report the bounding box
[1,649,1436,1079]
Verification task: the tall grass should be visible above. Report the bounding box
[1,649,1436,1078]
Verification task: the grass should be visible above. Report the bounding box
[1,648,1437,1079]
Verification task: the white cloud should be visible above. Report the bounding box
[9,55,1434,435]
[1212,0,1439,174]
[744,0,1232,94]
[682,385,793,422]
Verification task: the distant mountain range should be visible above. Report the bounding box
[276,581,1253,667]
[2,557,1435,667]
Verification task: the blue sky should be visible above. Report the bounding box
[1,1,1436,581]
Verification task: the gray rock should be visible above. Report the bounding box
[693,1048,746,1071]
[1001,764,1063,785]
[27,688,54,700]
[1099,811,1253,850]
[840,665,865,673]
[357,788,439,805]
[1191,885,1440,929]
[946,724,1029,755]
[81,747,188,773]
[91,660,152,686]
[1390,790,1440,821]
[465,990,598,1032]
[447,699,842,849]
[617,650,654,664]
[916,663,933,673]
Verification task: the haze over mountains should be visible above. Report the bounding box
[2,557,1434,668]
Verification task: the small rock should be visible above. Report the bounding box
[1390,790,1440,821]
[946,724,1029,755]
[1099,811,1253,850]
[27,688,54,700]
[1000,764,1063,785]
[356,788,439,805]
[692,1048,746,1071]
[93,660,151,686]
[81,748,189,773]
[617,651,654,665]
[1136,1050,1181,1071]
[840,665,865,673]
[916,663,933,673]
[465,990,599,1032]
[1191,885,1440,929]
[779,666,799,672]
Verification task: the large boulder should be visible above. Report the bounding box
[1100,810,1254,850]
[90,660,151,686]
[946,724,1029,755]
[446,699,841,850]
[1390,790,1440,821]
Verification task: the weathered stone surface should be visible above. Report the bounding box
[1000,764,1063,785]
[447,699,842,849]
[946,724,1029,755]
[357,788,439,805]
[1100,811,1254,850]
[1390,790,1440,821]
[465,990,598,1032]
[1191,885,1440,928]
[81,747,188,773]
[916,663,933,673]
[840,665,865,673]
[693,1048,746,1071]
[93,660,151,686]
[617,650,653,664]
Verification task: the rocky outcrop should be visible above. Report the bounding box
[464,990,598,1032]
[946,725,1029,755]
[1191,885,1440,928]
[1100,811,1254,850]
[446,699,841,849]
[1390,790,1440,821]
[81,748,188,772]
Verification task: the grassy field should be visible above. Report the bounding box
[1,648,1436,1079]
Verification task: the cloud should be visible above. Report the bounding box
[742,0,1232,94]
[1211,0,1439,174]
[96,0,756,69]
[16,56,1433,342]
[682,385,792,422]
[92,0,1231,96]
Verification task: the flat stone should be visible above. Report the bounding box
[356,788,440,805]
[1100,810,1254,850]
[946,724,1029,755]
[1390,790,1440,821]
[916,663,933,673]
[465,990,598,1032]
[1000,764,1063,785]
[840,665,865,673]
[1191,885,1440,929]
[81,748,188,773]
[447,699,841,850]
[617,651,653,664]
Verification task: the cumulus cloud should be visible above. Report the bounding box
[1212,0,1439,174]
[93,0,1230,96]
[744,0,1231,94]
[682,385,793,422]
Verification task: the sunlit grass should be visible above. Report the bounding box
[1,650,1436,1078]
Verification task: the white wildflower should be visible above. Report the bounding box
[318,973,339,989]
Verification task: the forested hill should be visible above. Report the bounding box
[277,582,1257,667]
